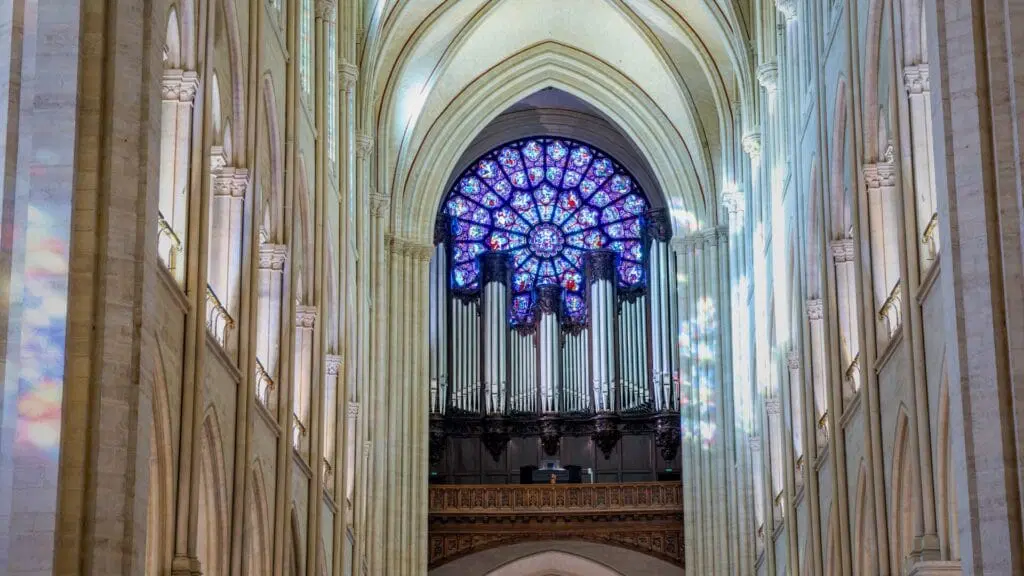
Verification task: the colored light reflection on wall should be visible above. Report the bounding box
[15,206,69,455]
[679,294,720,450]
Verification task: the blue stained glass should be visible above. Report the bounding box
[563,170,582,188]
[522,140,544,164]
[528,167,545,186]
[618,261,643,286]
[492,179,512,198]
[510,170,529,188]
[444,137,649,324]
[534,184,557,205]
[477,160,500,180]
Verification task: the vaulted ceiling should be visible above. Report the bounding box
[360,0,754,238]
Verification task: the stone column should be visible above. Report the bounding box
[209,167,250,348]
[159,69,200,282]
[806,299,829,451]
[257,243,289,396]
[863,160,902,341]
[831,238,860,399]
[928,0,1024,570]
[903,63,939,268]
[292,306,317,455]
[649,214,674,410]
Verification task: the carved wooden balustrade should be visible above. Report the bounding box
[428,481,683,568]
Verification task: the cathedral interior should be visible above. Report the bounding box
[0,0,1021,574]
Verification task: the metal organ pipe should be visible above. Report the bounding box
[586,250,616,412]
[537,285,561,413]
[482,251,509,416]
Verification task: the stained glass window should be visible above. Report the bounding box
[443,137,649,325]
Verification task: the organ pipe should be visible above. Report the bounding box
[586,250,617,412]
[537,285,561,413]
[481,253,509,415]
[429,243,448,414]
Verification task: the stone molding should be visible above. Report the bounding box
[347,402,360,418]
[904,63,931,95]
[212,168,250,198]
[315,0,336,21]
[162,69,200,102]
[830,238,855,263]
[721,188,744,216]
[258,243,289,270]
[765,398,782,415]
[742,132,762,160]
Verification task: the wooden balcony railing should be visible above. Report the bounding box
[428,482,683,568]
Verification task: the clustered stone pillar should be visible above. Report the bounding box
[323,354,342,487]
[586,250,617,412]
[209,163,250,324]
[673,228,734,575]
[481,252,509,414]
[293,305,317,453]
[863,159,902,340]
[537,284,562,413]
[903,63,938,266]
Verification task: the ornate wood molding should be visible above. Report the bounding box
[428,482,684,568]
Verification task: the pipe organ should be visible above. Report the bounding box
[428,236,679,417]
[427,137,686,466]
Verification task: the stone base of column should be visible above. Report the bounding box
[906,560,962,576]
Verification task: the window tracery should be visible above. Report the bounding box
[443,137,649,326]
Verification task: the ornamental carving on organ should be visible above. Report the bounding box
[439,137,653,327]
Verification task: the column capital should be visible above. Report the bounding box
[296,305,318,328]
[212,167,250,198]
[315,0,336,22]
[339,60,359,92]
[757,62,779,94]
[356,133,374,158]
[210,146,229,171]
[775,0,798,22]
[765,397,782,415]
[749,435,762,452]
[325,354,343,375]
[721,188,744,215]
[830,238,855,263]
[806,298,823,320]
[904,63,931,95]
[863,161,897,190]
[786,350,801,371]
[161,69,200,102]
[362,441,372,458]
[742,132,762,160]
[347,402,360,418]
[370,191,390,218]
[258,243,289,270]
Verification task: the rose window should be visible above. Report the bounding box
[443,137,650,325]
